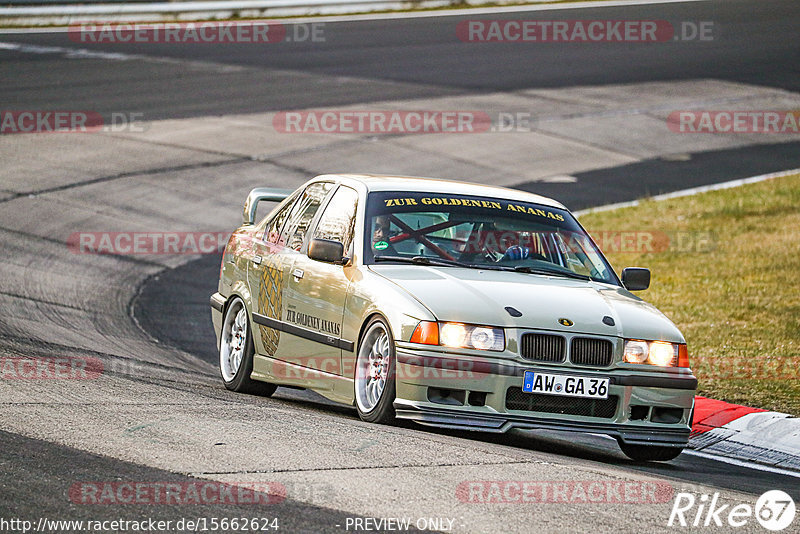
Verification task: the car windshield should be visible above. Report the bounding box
[364,191,619,285]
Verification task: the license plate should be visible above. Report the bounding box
[522,371,609,399]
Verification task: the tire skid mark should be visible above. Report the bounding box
[0,225,163,267]
[0,157,250,203]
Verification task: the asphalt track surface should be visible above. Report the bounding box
[136,253,800,502]
[0,0,798,118]
[2,0,800,532]
[0,430,378,534]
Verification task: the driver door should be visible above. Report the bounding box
[282,185,359,379]
[248,181,334,373]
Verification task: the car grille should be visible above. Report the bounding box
[520,333,565,362]
[505,387,618,419]
[570,337,613,367]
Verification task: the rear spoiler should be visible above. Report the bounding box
[243,187,293,225]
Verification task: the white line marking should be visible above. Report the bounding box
[0,40,245,72]
[684,449,800,479]
[539,174,579,183]
[574,167,800,216]
[0,0,713,31]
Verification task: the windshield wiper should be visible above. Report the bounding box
[411,256,476,268]
[373,256,591,279]
[512,265,591,281]
[374,255,481,269]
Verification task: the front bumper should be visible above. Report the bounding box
[393,346,696,447]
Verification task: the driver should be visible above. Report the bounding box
[372,215,398,255]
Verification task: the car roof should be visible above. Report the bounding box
[314,173,567,210]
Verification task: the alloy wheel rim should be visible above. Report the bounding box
[220,302,246,382]
[355,324,390,413]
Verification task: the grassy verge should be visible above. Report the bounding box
[580,173,800,415]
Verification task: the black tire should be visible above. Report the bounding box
[219,297,277,397]
[354,317,396,424]
[619,442,684,462]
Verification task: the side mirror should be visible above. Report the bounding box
[621,267,650,291]
[308,239,348,264]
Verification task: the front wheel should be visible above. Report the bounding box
[354,318,396,424]
[219,297,277,396]
[619,442,684,462]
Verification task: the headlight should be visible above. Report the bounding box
[622,340,649,363]
[623,339,690,368]
[410,321,505,352]
[440,323,468,347]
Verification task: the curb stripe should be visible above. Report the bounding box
[691,396,766,436]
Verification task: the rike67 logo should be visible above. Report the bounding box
[668,490,795,531]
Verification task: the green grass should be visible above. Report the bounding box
[580,173,800,415]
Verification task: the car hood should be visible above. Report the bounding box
[369,265,684,343]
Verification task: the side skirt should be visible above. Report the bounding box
[251,354,355,406]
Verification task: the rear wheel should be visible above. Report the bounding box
[354,318,396,424]
[619,442,684,462]
[219,297,277,396]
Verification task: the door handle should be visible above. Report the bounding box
[292,268,304,280]
[253,255,262,266]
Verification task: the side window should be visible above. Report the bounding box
[280,182,334,251]
[264,193,299,245]
[313,186,359,250]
